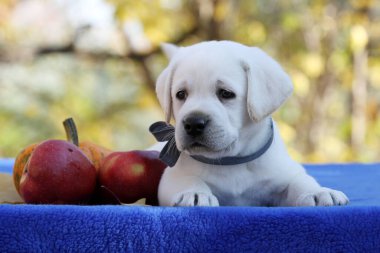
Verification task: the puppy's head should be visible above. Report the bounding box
[156,41,293,158]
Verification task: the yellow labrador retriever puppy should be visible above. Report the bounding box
[152,41,348,207]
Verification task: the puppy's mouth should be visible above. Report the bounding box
[183,139,236,157]
[176,126,238,158]
[187,141,210,151]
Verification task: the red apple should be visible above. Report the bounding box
[19,140,97,204]
[98,150,167,205]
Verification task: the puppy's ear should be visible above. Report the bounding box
[156,43,181,122]
[156,64,175,122]
[161,43,180,60]
[242,47,293,122]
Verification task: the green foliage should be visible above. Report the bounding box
[0,55,163,157]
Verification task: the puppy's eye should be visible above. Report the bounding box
[176,90,187,100]
[218,89,236,100]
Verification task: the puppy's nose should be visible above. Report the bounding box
[183,115,209,137]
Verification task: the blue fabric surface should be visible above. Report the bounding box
[1,160,380,252]
[0,159,14,174]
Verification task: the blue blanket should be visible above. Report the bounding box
[1,161,380,252]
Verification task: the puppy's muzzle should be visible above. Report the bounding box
[183,113,209,137]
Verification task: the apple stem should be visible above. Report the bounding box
[63,118,79,146]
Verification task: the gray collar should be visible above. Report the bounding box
[149,119,274,167]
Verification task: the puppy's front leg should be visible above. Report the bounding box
[158,167,219,207]
[283,172,349,206]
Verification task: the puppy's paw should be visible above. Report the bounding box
[296,187,349,206]
[173,191,219,207]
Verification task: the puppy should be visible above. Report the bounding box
[154,41,348,207]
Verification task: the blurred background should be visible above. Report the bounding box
[0,0,379,162]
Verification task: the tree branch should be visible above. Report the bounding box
[34,24,200,92]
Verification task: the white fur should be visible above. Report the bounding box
[155,41,349,207]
